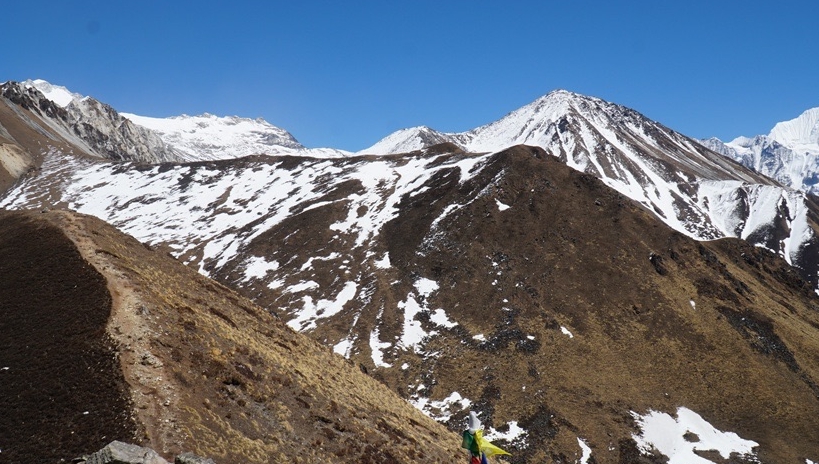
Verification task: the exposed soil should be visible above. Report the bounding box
[0,211,138,464]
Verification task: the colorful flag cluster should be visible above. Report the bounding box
[461,411,510,463]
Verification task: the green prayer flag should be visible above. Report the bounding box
[462,430,480,455]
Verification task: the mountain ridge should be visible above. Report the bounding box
[0,208,464,463]
[24,79,351,161]
[361,89,819,288]
[701,106,819,195]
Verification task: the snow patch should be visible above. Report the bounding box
[287,281,320,293]
[369,328,393,368]
[578,438,593,464]
[486,421,527,442]
[410,391,472,422]
[429,308,457,328]
[561,326,574,338]
[632,407,758,464]
[374,253,391,269]
[242,256,279,282]
[286,281,357,332]
[333,338,353,357]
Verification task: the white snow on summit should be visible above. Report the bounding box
[23,79,83,107]
[703,106,819,194]
[769,107,819,150]
[120,112,351,161]
[23,79,350,161]
[121,112,310,161]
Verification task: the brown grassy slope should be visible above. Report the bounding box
[15,209,464,463]
[0,211,138,464]
[372,146,819,463]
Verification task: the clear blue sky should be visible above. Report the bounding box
[4,1,818,151]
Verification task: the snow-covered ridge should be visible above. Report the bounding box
[22,79,83,107]
[769,107,819,148]
[25,79,351,161]
[121,112,303,161]
[123,112,351,161]
[702,106,819,194]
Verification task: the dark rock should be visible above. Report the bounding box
[83,441,170,464]
[175,452,216,464]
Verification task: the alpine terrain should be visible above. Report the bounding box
[362,91,819,289]
[701,107,819,194]
[2,81,819,463]
[0,79,347,192]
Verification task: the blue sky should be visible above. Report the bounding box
[4,1,818,151]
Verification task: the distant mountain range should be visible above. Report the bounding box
[700,107,819,194]
[2,80,819,463]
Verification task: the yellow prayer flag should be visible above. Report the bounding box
[475,430,511,457]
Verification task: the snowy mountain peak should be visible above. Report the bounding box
[769,107,819,147]
[22,79,83,108]
[120,112,310,160]
[703,107,819,194]
[361,125,454,155]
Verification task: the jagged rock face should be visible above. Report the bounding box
[0,81,184,165]
[3,147,819,463]
[64,97,183,163]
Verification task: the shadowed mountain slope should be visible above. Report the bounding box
[0,212,138,463]
[0,209,463,463]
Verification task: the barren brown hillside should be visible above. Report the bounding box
[0,209,464,463]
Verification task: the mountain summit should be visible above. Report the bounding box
[22,79,351,161]
[363,90,819,287]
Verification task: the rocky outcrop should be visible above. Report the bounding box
[75,441,214,464]
[0,81,185,164]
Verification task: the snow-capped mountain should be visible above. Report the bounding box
[23,79,350,161]
[120,112,350,160]
[701,107,819,194]
[18,79,184,163]
[363,90,819,285]
[5,78,819,461]
[0,80,185,191]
